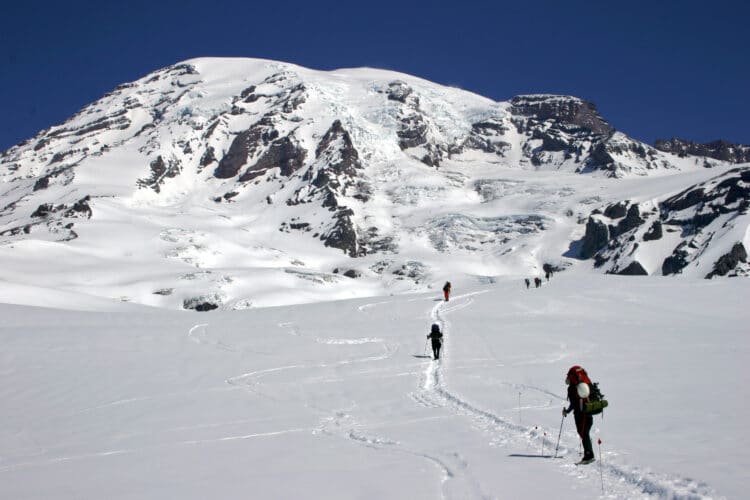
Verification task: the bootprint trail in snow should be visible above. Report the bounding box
[413,291,718,499]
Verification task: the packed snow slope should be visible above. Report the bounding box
[1,274,747,499]
[1,58,748,311]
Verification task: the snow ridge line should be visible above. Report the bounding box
[423,292,718,500]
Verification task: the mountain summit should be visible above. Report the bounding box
[1,58,747,310]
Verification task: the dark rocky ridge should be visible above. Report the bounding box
[239,136,307,182]
[706,242,748,278]
[287,119,373,257]
[138,155,182,193]
[213,115,278,179]
[506,94,673,176]
[510,95,614,136]
[655,138,750,164]
[578,167,750,278]
[387,81,446,167]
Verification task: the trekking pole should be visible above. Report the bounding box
[598,438,604,493]
[423,338,429,356]
[554,412,565,458]
[541,431,546,457]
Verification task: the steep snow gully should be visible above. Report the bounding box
[183,292,716,500]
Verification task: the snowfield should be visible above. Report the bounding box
[1,274,747,499]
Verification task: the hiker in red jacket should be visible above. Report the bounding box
[563,365,595,464]
[442,281,451,301]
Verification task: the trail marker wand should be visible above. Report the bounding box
[598,438,604,494]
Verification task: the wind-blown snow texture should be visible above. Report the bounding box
[0,58,747,311]
[0,276,747,499]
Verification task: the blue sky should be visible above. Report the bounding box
[2,0,748,151]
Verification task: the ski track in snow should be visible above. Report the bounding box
[188,323,236,351]
[223,299,718,499]
[20,300,716,498]
[0,428,309,474]
[412,293,718,500]
[312,404,487,500]
[187,323,273,356]
[277,297,488,500]
[225,321,399,398]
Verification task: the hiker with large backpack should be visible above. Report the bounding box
[562,365,608,465]
[427,323,443,360]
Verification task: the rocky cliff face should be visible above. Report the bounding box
[577,167,750,278]
[504,95,676,176]
[655,138,750,164]
[509,94,614,136]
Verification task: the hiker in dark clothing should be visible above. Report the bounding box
[442,281,452,301]
[427,323,443,360]
[563,366,595,464]
[534,277,542,288]
[545,271,550,281]
[524,278,530,289]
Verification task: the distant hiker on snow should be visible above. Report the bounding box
[524,278,530,289]
[427,323,443,360]
[534,277,542,288]
[545,271,550,281]
[563,365,598,465]
[443,281,452,301]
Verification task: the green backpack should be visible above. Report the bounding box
[583,382,609,415]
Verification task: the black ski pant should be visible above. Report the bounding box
[574,412,594,458]
[431,340,441,360]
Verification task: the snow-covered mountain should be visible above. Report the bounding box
[1,58,749,500]
[1,57,748,310]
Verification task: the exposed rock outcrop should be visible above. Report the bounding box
[510,95,614,136]
[138,155,181,192]
[213,115,279,179]
[580,217,610,259]
[577,167,749,279]
[655,138,750,164]
[614,261,648,276]
[239,135,306,181]
[705,242,748,278]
